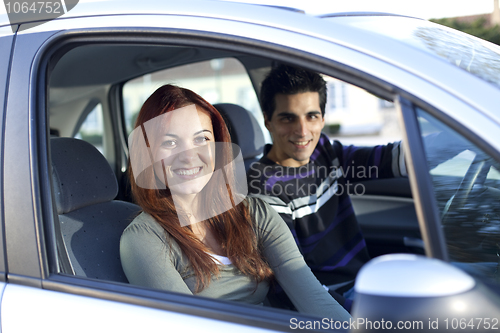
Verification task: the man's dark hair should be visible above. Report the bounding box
[260,64,327,120]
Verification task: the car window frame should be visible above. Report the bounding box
[396,96,448,260]
[0,27,16,281]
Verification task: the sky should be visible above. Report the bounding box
[222,0,496,20]
[0,0,496,20]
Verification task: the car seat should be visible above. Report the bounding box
[214,103,265,171]
[50,137,141,282]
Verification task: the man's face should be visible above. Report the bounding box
[265,91,325,167]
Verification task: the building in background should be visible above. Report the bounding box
[446,0,500,27]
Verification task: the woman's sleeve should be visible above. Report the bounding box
[120,221,193,294]
[253,198,352,321]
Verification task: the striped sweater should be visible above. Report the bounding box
[247,133,406,293]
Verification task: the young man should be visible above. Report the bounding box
[247,64,407,311]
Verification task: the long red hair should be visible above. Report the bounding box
[129,84,273,292]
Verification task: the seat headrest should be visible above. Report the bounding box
[51,137,118,214]
[214,103,265,159]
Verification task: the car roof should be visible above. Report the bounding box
[0,0,424,33]
[0,0,314,28]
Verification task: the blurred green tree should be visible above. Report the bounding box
[430,17,500,46]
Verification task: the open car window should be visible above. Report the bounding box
[39,22,455,328]
[48,41,408,291]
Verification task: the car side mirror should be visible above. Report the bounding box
[352,254,500,332]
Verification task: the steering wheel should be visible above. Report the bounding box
[441,154,491,225]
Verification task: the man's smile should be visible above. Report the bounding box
[290,139,312,148]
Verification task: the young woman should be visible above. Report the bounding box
[120,84,351,320]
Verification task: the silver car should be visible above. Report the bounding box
[0,1,499,331]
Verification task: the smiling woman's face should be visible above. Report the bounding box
[151,104,215,197]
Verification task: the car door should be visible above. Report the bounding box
[0,16,399,332]
[1,9,344,333]
[0,24,14,307]
[3,3,500,330]
[2,3,420,330]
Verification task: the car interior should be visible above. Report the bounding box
[50,40,500,308]
[47,41,422,291]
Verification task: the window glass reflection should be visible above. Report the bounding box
[418,108,500,285]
